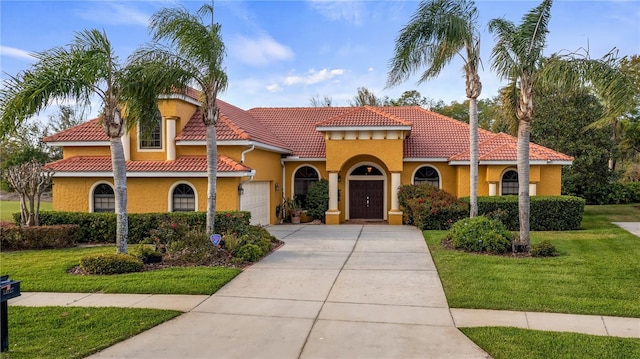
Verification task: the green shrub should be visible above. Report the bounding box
[449,216,513,254]
[465,196,585,231]
[530,240,558,257]
[398,183,468,230]
[235,244,263,262]
[130,244,163,264]
[305,179,329,221]
[80,253,143,274]
[0,223,80,250]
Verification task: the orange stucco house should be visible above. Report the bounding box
[44,90,573,225]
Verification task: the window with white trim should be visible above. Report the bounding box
[172,184,196,212]
[501,170,518,195]
[294,166,319,208]
[93,184,115,213]
[413,166,440,187]
[139,118,162,149]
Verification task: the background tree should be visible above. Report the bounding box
[488,0,635,250]
[530,87,614,204]
[133,3,228,236]
[0,29,184,253]
[387,0,482,217]
[309,95,332,107]
[385,90,432,107]
[349,87,383,106]
[3,160,54,226]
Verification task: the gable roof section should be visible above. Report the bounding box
[43,118,109,143]
[45,155,253,177]
[448,132,573,163]
[175,100,291,152]
[315,106,412,130]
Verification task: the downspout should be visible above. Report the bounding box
[241,144,255,164]
[280,157,286,223]
[238,145,255,206]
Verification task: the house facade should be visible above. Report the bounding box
[44,91,573,225]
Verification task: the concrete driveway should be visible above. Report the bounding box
[90,224,489,359]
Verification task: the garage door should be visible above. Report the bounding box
[240,181,270,226]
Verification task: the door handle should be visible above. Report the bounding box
[366,196,370,208]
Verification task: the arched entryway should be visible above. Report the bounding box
[347,162,387,220]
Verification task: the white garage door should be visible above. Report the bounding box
[240,181,270,226]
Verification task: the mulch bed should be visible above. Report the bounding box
[67,239,285,275]
[441,237,531,258]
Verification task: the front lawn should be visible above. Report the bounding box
[0,306,180,359]
[425,204,640,317]
[0,246,241,294]
[0,200,52,222]
[461,327,640,359]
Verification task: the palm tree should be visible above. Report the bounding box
[489,0,635,250]
[0,29,184,254]
[387,0,482,217]
[131,3,228,236]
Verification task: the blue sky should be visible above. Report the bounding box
[1,0,639,119]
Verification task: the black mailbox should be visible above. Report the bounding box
[1,274,21,352]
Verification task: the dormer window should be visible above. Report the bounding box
[139,118,162,149]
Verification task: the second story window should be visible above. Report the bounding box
[140,118,162,149]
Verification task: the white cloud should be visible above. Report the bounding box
[283,68,345,86]
[76,2,149,26]
[229,34,294,67]
[307,0,365,25]
[0,46,35,61]
[267,83,283,92]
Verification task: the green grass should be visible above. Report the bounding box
[0,306,180,359]
[425,204,640,317]
[0,246,241,294]
[461,327,640,359]
[0,200,52,222]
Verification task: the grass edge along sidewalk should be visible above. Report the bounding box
[424,204,640,318]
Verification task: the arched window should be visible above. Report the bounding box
[93,183,115,213]
[501,170,518,195]
[172,184,196,212]
[413,166,440,188]
[350,165,383,176]
[294,166,319,208]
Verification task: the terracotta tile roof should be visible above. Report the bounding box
[316,106,412,128]
[43,118,108,142]
[248,107,353,158]
[175,100,290,151]
[45,155,252,173]
[449,132,574,162]
[43,98,572,163]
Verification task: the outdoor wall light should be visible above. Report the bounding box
[238,184,244,195]
[338,174,342,182]
[275,182,280,192]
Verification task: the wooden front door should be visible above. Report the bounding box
[349,180,384,219]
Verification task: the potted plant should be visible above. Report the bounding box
[287,197,303,224]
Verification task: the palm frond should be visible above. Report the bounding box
[387,0,479,87]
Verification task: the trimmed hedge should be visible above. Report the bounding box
[0,223,80,250]
[17,211,251,244]
[398,183,469,230]
[449,216,513,254]
[80,253,143,274]
[462,196,585,231]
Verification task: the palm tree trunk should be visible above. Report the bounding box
[469,97,479,218]
[110,136,128,254]
[517,118,531,251]
[206,123,217,236]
